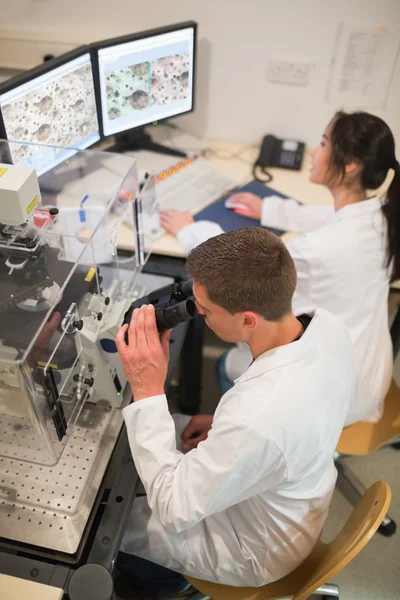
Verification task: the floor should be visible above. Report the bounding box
[117,326,400,599]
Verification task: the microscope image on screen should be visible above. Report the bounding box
[105,53,190,121]
[0,54,100,170]
[97,25,195,138]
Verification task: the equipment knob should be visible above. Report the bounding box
[73,319,83,330]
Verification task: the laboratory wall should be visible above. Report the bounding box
[1,0,400,148]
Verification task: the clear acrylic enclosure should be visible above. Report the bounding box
[138,173,161,267]
[0,140,140,465]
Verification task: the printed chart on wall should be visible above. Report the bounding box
[327,24,400,109]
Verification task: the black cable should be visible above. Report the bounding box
[252,164,273,184]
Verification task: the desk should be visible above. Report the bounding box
[116,141,333,257]
[0,575,63,600]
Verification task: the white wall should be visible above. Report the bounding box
[2,0,400,148]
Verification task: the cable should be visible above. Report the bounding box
[164,122,257,165]
[252,164,273,184]
[206,144,257,165]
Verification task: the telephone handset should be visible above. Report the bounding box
[253,134,305,184]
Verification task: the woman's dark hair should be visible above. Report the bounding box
[327,111,400,281]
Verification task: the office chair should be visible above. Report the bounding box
[335,379,400,536]
[186,481,391,600]
[335,300,400,537]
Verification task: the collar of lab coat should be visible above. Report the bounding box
[234,310,317,384]
[329,195,382,221]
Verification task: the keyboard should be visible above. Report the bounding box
[155,158,235,214]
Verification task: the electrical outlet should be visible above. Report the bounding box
[267,59,312,87]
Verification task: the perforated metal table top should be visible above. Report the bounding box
[0,401,124,554]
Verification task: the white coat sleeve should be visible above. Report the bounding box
[286,235,317,315]
[123,394,286,534]
[176,221,225,254]
[261,196,333,233]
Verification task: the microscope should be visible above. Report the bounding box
[0,157,140,462]
[0,142,202,562]
[123,278,196,335]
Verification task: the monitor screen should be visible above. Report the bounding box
[97,25,195,137]
[0,51,100,175]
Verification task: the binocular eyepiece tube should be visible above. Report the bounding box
[154,298,197,331]
[123,279,197,340]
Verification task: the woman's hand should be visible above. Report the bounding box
[160,210,194,236]
[227,192,263,220]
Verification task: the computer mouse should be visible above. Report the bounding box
[224,198,250,211]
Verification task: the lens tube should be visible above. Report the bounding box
[156,299,197,331]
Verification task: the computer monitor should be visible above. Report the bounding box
[92,22,196,156]
[0,47,100,175]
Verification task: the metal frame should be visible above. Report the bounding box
[314,583,340,598]
[335,457,396,535]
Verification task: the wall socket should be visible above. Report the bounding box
[267,59,312,87]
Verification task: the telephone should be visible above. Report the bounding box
[253,134,305,184]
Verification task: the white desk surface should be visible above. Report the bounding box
[0,574,63,600]
[116,141,333,258]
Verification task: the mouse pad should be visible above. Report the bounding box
[194,181,289,237]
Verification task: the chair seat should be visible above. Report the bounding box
[186,482,391,600]
[186,543,326,600]
[336,380,400,456]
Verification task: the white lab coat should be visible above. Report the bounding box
[121,309,356,587]
[176,195,392,425]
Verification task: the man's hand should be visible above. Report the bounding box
[181,414,213,451]
[116,305,171,401]
[160,209,194,236]
[227,192,263,220]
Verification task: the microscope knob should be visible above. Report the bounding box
[73,319,84,330]
[84,377,94,387]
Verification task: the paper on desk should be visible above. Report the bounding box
[327,23,400,109]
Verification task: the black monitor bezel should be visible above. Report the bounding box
[0,45,99,144]
[90,21,197,139]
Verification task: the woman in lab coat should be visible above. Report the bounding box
[160,111,400,425]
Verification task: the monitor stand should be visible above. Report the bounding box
[108,127,187,159]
